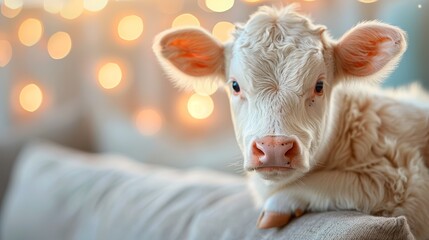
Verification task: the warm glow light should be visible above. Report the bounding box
[117,15,144,41]
[60,0,84,20]
[98,62,122,89]
[187,93,214,119]
[19,83,43,112]
[18,18,43,47]
[0,40,12,67]
[205,0,234,12]
[135,108,163,136]
[1,3,21,18]
[47,32,72,60]
[242,0,261,2]
[44,0,63,14]
[172,13,200,28]
[4,0,22,10]
[358,0,377,3]
[212,21,235,43]
[193,83,218,96]
[84,0,108,12]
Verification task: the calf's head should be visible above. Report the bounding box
[153,6,406,184]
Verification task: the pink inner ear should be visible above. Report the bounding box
[335,24,404,77]
[160,30,224,77]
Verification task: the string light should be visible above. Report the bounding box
[358,0,378,3]
[47,32,72,60]
[192,82,218,96]
[19,83,43,113]
[187,93,214,119]
[18,18,44,47]
[197,0,211,12]
[4,0,22,10]
[44,0,63,14]
[117,15,144,41]
[98,62,123,89]
[1,3,21,18]
[172,13,200,28]
[135,108,163,136]
[205,0,234,12]
[60,0,84,20]
[0,40,12,67]
[84,0,108,12]
[212,21,235,43]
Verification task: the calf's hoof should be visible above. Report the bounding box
[257,209,304,229]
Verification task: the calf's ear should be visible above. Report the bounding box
[334,21,407,82]
[153,28,225,90]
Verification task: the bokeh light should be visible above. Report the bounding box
[47,32,72,60]
[135,108,163,136]
[193,83,218,96]
[44,0,63,14]
[117,15,144,41]
[60,0,84,20]
[1,3,22,18]
[0,40,12,67]
[187,93,214,119]
[172,13,200,28]
[4,0,22,10]
[212,21,235,43]
[19,83,43,112]
[84,0,108,12]
[18,18,44,47]
[205,0,234,12]
[98,62,122,89]
[358,0,377,3]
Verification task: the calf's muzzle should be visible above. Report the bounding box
[250,136,300,170]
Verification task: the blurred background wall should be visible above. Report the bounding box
[0,0,427,187]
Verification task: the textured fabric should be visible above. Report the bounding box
[1,142,414,240]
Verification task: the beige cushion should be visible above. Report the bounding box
[1,142,414,240]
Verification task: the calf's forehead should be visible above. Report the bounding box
[227,6,327,93]
[230,38,326,95]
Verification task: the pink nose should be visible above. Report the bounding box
[251,136,299,169]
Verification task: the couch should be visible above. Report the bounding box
[0,142,415,239]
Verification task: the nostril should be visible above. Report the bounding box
[283,142,293,157]
[252,141,265,158]
[284,140,299,159]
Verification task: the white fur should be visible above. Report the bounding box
[154,5,429,239]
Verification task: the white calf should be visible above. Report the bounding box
[153,5,429,239]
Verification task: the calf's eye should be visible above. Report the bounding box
[314,81,324,95]
[232,81,241,94]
